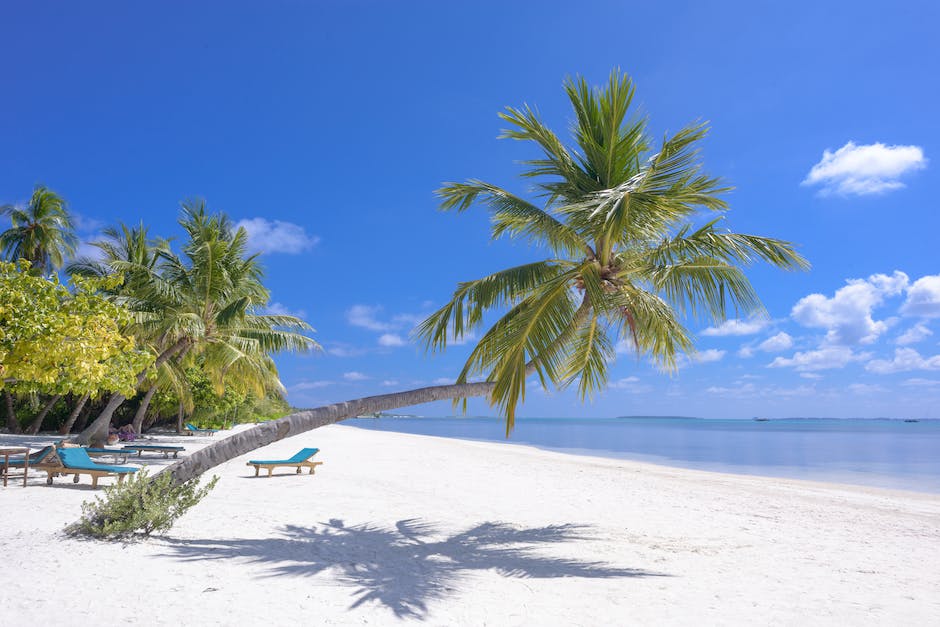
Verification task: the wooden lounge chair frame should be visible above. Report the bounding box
[86,448,131,464]
[248,460,324,477]
[123,445,184,459]
[246,448,323,477]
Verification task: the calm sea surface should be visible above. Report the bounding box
[346,416,940,493]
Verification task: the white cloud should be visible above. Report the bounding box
[694,349,726,363]
[263,302,307,319]
[799,372,823,380]
[902,378,940,388]
[343,371,369,381]
[706,383,816,399]
[449,331,478,347]
[346,304,431,335]
[769,346,868,371]
[615,338,635,354]
[865,348,940,374]
[757,332,793,352]
[790,271,908,345]
[608,376,652,393]
[901,275,940,318]
[235,218,319,254]
[701,317,768,337]
[737,346,755,358]
[326,343,368,358]
[802,141,926,195]
[847,383,886,395]
[433,377,454,385]
[679,349,726,367]
[71,212,105,233]
[378,333,406,347]
[896,323,933,345]
[347,305,394,331]
[381,379,399,387]
[72,240,106,262]
[290,380,333,391]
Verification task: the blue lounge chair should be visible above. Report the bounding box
[4,445,55,467]
[122,444,185,459]
[86,447,131,464]
[185,423,218,436]
[246,448,323,477]
[50,447,138,488]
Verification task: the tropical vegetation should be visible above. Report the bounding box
[0,193,314,439]
[2,69,809,503]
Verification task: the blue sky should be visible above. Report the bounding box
[2,1,938,419]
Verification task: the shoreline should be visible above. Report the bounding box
[2,424,939,624]
[344,418,940,496]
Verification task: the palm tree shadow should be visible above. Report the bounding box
[162,518,668,619]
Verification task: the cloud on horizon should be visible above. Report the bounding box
[802,141,926,196]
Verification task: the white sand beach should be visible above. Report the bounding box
[1,424,939,626]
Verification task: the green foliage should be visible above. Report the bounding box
[67,469,219,539]
[1,185,77,273]
[0,262,154,397]
[420,69,810,431]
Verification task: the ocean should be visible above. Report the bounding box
[346,416,940,493]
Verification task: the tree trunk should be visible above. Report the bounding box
[161,381,495,487]
[176,400,184,434]
[72,337,191,445]
[71,392,126,445]
[4,392,21,434]
[25,394,63,435]
[73,399,92,432]
[59,393,91,435]
[131,386,157,435]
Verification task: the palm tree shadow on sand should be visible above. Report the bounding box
[162,519,668,619]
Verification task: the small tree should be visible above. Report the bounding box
[66,469,218,539]
[0,262,153,417]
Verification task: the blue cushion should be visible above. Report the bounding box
[58,447,138,473]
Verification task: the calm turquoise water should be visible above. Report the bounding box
[346,417,940,493]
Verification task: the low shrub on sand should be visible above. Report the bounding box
[66,469,218,539]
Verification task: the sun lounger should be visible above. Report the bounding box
[4,445,55,467]
[184,423,218,436]
[122,444,185,459]
[86,448,131,464]
[47,447,138,488]
[246,447,323,477]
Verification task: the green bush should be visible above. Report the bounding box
[66,469,219,539]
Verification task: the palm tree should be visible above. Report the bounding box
[2,184,78,432]
[67,221,172,435]
[70,202,319,444]
[151,70,808,488]
[0,185,77,274]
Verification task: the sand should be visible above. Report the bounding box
[1,424,938,625]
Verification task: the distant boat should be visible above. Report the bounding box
[753,417,770,422]
[904,419,919,423]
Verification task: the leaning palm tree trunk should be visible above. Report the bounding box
[160,381,494,486]
[59,393,90,435]
[131,386,157,435]
[72,338,190,444]
[25,394,63,435]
